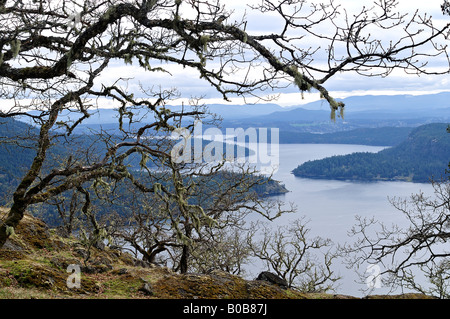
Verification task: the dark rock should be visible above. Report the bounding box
[92,240,105,251]
[3,239,24,251]
[81,263,111,274]
[256,271,288,289]
[133,259,152,268]
[117,268,128,275]
[73,248,88,259]
[44,276,55,287]
[81,265,97,274]
[92,257,113,271]
[138,282,154,296]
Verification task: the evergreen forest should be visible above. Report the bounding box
[292,123,450,182]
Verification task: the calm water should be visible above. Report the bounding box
[245,143,435,297]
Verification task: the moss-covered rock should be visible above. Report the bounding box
[1,213,61,256]
[150,270,307,299]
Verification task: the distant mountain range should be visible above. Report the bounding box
[290,92,450,113]
[16,92,450,144]
[222,92,450,133]
[292,123,450,183]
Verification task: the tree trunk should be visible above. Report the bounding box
[179,244,189,274]
[0,201,27,248]
[147,246,167,264]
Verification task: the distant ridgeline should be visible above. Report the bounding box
[292,123,450,183]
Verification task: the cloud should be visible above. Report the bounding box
[92,0,450,106]
[228,1,450,98]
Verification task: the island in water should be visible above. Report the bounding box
[292,123,450,183]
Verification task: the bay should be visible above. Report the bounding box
[245,143,435,297]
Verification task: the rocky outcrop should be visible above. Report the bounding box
[0,213,438,299]
[256,271,288,289]
[151,269,307,299]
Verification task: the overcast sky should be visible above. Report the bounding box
[245,0,449,106]
[97,0,450,108]
[236,0,450,103]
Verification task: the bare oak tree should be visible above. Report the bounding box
[247,218,341,292]
[344,177,450,297]
[0,0,449,249]
[342,3,450,297]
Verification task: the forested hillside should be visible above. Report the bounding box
[292,123,450,182]
[0,118,287,224]
[0,118,37,202]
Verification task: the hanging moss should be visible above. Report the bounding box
[153,182,162,193]
[329,101,345,122]
[10,39,21,59]
[290,66,312,92]
[5,225,15,237]
[140,153,149,169]
[138,55,152,71]
[123,53,133,65]
[92,177,111,192]
[200,35,210,52]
